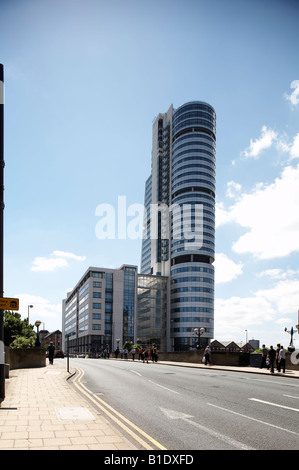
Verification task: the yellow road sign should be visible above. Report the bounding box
[0,297,19,310]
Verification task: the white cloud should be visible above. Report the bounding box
[255,279,299,316]
[257,268,299,280]
[240,125,299,163]
[242,126,277,159]
[275,317,293,325]
[232,165,299,258]
[215,278,299,342]
[214,253,243,284]
[215,202,232,227]
[216,295,275,325]
[31,250,86,271]
[290,132,299,160]
[16,293,61,326]
[274,131,299,161]
[257,269,283,279]
[31,256,68,272]
[284,80,299,106]
[52,250,86,261]
[217,164,299,259]
[226,181,242,199]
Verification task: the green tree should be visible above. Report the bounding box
[10,335,35,349]
[4,310,36,348]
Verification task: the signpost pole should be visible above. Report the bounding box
[0,64,5,404]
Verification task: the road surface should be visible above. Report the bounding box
[69,357,299,450]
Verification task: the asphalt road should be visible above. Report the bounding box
[70,357,299,450]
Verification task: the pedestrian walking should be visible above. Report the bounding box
[204,345,211,366]
[143,348,149,363]
[276,344,281,372]
[260,344,268,369]
[47,342,55,365]
[267,345,276,373]
[152,346,158,362]
[278,345,286,373]
[131,348,136,361]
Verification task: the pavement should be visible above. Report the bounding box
[0,359,137,450]
[0,358,298,450]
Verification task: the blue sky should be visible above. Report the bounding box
[1,0,299,348]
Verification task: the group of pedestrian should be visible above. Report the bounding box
[138,346,158,363]
[119,348,128,359]
[114,346,158,363]
[260,343,286,374]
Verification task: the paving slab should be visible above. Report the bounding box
[0,360,137,450]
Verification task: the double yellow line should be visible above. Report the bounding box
[72,367,167,451]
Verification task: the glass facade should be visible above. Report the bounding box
[137,275,168,351]
[122,266,137,343]
[171,102,215,350]
[140,176,152,274]
[103,272,113,347]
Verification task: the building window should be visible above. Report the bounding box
[93,292,102,298]
[93,281,102,288]
[92,303,101,309]
[92,272,103,278]
[92,313,101,319]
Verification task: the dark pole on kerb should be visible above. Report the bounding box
[0,64,5,404]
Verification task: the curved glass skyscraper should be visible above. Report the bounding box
[141,101,216,351]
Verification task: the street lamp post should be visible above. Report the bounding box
[66,333,71,373]
[194,327,205,350]
[35,320,41,347]
[284,325,298,352]
[28,304,33,326]
[0,64,5,404]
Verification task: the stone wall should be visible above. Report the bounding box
[5,347,46,370]
[158,350,250,366]
[157,350,299,370]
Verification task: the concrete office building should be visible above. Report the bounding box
[62,265,137,355]
[140,101,216,351]
[62,266,171,354]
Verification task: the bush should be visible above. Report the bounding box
[10,336,36,349]
[4,310,36,348]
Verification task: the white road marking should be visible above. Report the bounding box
[249,398,299,413]
[160,407,254,450]
[130,369,142,376]
[245,377,299,388]
[148,379,180,394]
[207,403,299,437]
[283,394,299,400]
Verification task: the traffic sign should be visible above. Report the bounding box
[0,297,19,310]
